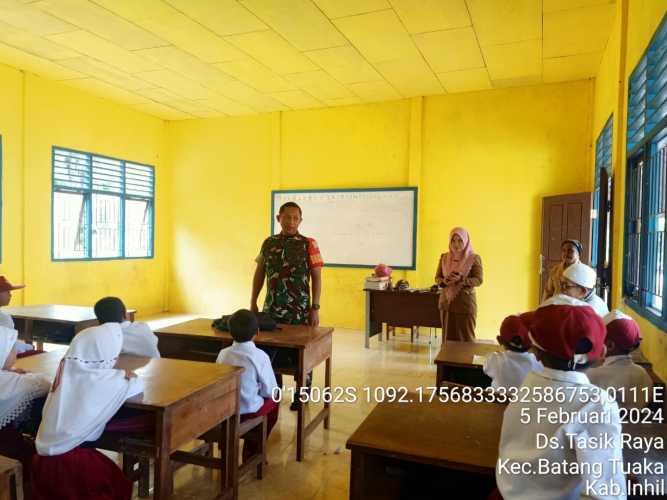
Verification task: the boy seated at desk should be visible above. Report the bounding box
[496,297,626,499]
[216,309,279,463]
[94,296,160,358]
[483,314,543,390]
[559,262,609,317]
[587,310,653,410]
[0,327,51,496]
[32,324,143,500]
[0,275,37,357]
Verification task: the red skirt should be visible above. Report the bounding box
[31,448,132,500]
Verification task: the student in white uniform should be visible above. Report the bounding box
[94,296,160,358]
[483,313,543,390]
[560,262,609,317]
[0,276,34,355]
[0,327,51,496]
[496,298,626,500]
[587,310,653,410]
[216,309,278,463]
[32,323,143,500]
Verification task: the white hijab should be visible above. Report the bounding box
[36,323,142,456]
[0,326,50,429]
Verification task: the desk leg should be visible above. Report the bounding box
[324,356,331,429]
[364,291,371,349]
[349,450,365,500]
[220,411,239,500]
[436,363,444,388]
[154,412,172,499]
[296,352,306,462]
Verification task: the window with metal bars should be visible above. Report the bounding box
[623,14,667,329]
[592,116,613,268]
[52,147,154,260]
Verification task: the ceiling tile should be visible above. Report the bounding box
[198,94,256,115]
[543,0,615,14]
[0,2,76,35]
[375,56,444,97]
[466,0,541,46]
[133,100,193,120]
[34,0,165,50]
[543,3,616,58]
[436,67,491,93]
[491,74,542,88]
[0,20,81,60]
[312,0,391,19]
[135,45,230,83]
[347,79,401,101]
[285,70,355,100]
[324,96,362,107]
[543,51,602,82]
[333,9,420,63]
[135,69,212,99]
[165,0,267,36]
[269,89,322,109]
[389,0,470,33]
[135,86,182,102]
[214,58,295,92]
[65,77,152,105]
[0,41,84,79]
[225,30,317,74]
[136,13,247,63]
[240,0,346,51]
[304,45,382,84]
[89,0,176,22]
[57,57,155,91]
[482,39,542,80]
[159,98,219,115]
[414,27,484,73]
[47,30,161,73]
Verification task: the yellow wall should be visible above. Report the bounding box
[592,0,667,379]
[0,67,169,316]
[168,81,594,335]
[0,64,25,303]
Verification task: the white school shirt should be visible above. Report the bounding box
[497,368,626,500]
[483,350,544,390]
[0,309,32,354]
[586,355,653,410]
[120,321,160,358]
[216,341,277,415]
[585,293,610,317]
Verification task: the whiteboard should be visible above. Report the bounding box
[271,188,417,269]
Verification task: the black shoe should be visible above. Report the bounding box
[290,399,301,411]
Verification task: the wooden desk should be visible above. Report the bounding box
[434,340,499,388]
[364,289,441,348]
[346,398,503,499]
[154,319,333,462]
[16,350,241,500]
[6,304,136,345]
[0,456,22,500]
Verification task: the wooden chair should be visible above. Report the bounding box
[0,455,23,500]
[198,414,268,480]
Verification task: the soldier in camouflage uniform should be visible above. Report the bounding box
[251,202,323,409]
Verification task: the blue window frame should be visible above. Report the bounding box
[592,116,613,268]
[624,14,667,330]
[51,146,154,261]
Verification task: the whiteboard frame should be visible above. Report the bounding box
[271,187,418,269]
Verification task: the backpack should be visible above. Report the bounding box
[211,312,278,332]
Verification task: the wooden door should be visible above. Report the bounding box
[540,192,593,300]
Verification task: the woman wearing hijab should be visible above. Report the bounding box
[435,227,483,342]
[32,323,143,500]
[542,239,583,301]
[0,326,50,496]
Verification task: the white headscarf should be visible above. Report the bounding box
[36,323,143,456]
[0,326,50,429]
[538,293,591,309]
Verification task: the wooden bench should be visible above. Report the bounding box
[0,456,22,500]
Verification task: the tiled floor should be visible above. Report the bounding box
[135,318,444,500]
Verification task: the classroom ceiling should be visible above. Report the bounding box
[0,0,616,120]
